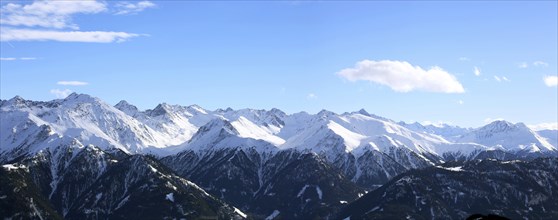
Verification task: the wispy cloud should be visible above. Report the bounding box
[458,100,464,105]
[0,57,36,61]
[1,28,141,43]
[115,1,156,15]
[459,57,470,61]
[57,81,88,86]
[337,60,465,93]
[0,0,107,29]
[50,89,73,98]
[518,61,549,68]
[528,122,558,131]
[473,66,481,76]
[493,75,510,82]
[544,75,558,87]
[533,61,549,67]
[422,120,453,127]
[0,0,149,43]
[306,93,317,99]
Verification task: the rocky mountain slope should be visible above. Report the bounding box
[337,158,558,220]
[0,143,245,219]
[1,93,557,219]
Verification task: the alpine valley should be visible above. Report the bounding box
[1,93,557,219]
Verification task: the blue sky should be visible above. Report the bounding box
[1,1,557,128]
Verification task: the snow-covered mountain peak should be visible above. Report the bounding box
[472,120,540,140]
[115,100,140,116]
[211,118,238,134]
[458,120,556,152]
[0,93,194,156]
[2,95,38,109]
[57,93,119,114]
[64,93,99,103]
[480,120,516,133]
[317,109,337,118]
[269,108,287,117]
[115,100,133,108]
[186,104,208,114]
[180,117,280,155]
[147,103,173,117]
[115,100,137,110]
[9,95,25,103]
[189,118,239,143]
[2,94,556,161]
[400,121,425,129]
[398,121,472,142]
[357,109,371,117]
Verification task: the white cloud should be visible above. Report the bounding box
[50,89,73,98]
[421,120,453,127]
[1,28,141,43]
[494,75,510,82]
[458,100,464,105]
[0,57,36,61]
[533,61,549,67]
[0,0,147,43]
[57,81,88,86]
[306,93,317,99]
[473,66,481,76]
[115,1,156,15]
[528,122,558,131]
[459,57,470,61]
[0,0,107,29]
[544,75,558,87]
[337,60,465,93]
[518,62,528,68]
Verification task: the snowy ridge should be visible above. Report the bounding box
[3,94,557,219]
[2,94,556,163]
[180,117,279,155]
[458,120,556,153]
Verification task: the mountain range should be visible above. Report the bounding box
[1,93,557,219]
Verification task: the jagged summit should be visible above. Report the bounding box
[317,109,336,116]
[147,103,173,117]
[2,94,557,220]
[1,94,556,159]
[64,93,99,102]
[480,120,516,133]
[193,118,240,139]
[115,100,136,109]
[357,108,370,116]
[458,120,556,152]
[10,95,25,102]
[115,100,140,116]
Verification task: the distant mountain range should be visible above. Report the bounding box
[1,93,557,219]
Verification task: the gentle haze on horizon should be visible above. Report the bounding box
[1,1,557,128]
